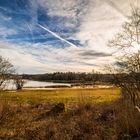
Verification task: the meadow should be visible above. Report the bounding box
[0,87,120,105]
[0,87,140,140]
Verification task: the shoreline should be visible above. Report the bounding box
[3,84,115,92]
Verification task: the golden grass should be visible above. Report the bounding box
[0,99,139,140]
[0,87,120,104]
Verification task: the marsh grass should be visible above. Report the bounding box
[0,88,120,105]
[0,99,139,140]
[1,88,134,140]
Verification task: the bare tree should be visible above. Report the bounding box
[0,56,15,90]
[108,6,140,106]
[14,75,26,90]
[108,7,140,49]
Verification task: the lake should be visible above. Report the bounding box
[4,80,71,90]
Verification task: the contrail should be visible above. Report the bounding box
[103,0,130,18]
[26,23,35,43]
[37,24,78,47]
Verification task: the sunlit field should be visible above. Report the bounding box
[0,87,120,105]
[0,88,139,140]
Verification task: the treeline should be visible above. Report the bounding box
[22,72,115,83]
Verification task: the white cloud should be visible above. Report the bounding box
[0,0,138,73]
[0,26,17,39]
[0,40,115,73]
[37,0,88,18]
[36,0,133,54]
[73,0,129,53]
[0,13,12,21]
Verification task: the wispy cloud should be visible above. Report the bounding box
[0,0,136,73]
[80,51,112,57]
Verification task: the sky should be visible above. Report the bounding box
[0,0,137,74]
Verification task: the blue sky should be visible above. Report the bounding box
[0,0,136,74]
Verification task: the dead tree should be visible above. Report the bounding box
[108,7,140,105]
[14,75,26,90]
[0,56,15,90]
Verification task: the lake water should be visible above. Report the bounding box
[4,80,71,90]
[3,80,113,90]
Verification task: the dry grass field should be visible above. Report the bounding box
[0,87,140,140]
[0,87,120,105]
